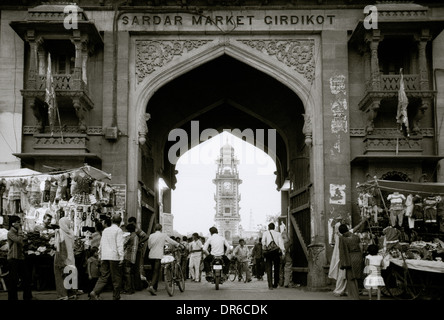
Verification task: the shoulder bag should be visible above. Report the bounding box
[263,231,280,257]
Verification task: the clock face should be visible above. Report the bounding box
[223,181,231,190]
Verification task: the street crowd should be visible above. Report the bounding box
[5,212,295,300]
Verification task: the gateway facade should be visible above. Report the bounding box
[1,0,444,288]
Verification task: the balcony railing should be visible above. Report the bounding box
[36,74,87,92]
[366,74,419,91]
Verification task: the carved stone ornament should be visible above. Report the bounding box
[302,113,313,146]
[138,113,151,145]
[239,39,315,83]
[136,40,212,84]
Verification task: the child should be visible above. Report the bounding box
[86,246,100,299]
[363,244,385,300]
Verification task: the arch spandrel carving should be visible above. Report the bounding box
[134,37,317,92]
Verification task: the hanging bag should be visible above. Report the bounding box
[263,231,280,257]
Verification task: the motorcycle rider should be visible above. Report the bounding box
[202,227,231,281]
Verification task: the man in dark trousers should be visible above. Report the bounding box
[261,222,285,290]
[7,215,33,300]
[90,214,124,300]
[127,217,149,290]
[251,237,264,280]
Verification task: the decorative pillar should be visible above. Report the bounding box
[73,97,87,133]
[37,45,46,76]
[71,31,83,91]
[302,112,313,147]
[413,98,430,133]
[417,29,431,91]
[25,30,38,90]
[365,30,382,91]
[413,29,431,133]
[138,113,151,145]
[361,45,371,90]
[28,98,43,133]
[81,46,89,85]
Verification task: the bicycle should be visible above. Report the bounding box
[161,245,185,297]
[228,257,249,282]
[228,257,238,281]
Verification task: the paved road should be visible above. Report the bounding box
[0,276,388,301]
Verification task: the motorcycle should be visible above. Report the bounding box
[208,255,226,290]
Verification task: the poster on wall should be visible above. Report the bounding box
[329,184,346,205]
[112,184,127,212]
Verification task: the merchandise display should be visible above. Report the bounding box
[356,179,444,270]
[0,165,120,289]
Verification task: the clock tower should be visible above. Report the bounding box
[213,141,242,241]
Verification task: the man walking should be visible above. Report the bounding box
[188,233,203,282]
[127,217,149,290]
[90,214,124,300]
[251,237,264,280]
[262,222,285,290]
[146,224,179,296]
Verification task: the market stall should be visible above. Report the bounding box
[356,178,444,299]
[0,165,120,291]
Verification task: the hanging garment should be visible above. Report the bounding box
[412,195,423,222]
[42,178,51,202]
[437,200,444,233]
[405,194,415,229]
[423,196,440,223]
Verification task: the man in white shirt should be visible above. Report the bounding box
[90,214,124,300]
[202,227,231,280]
[188,232,203,282]
[146,223,179,295]
[261,222,285,290]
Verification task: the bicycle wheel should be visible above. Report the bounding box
[164,264,175,297]
[228,262,237,281]
[383,264,422,300]
[176,263,185,292]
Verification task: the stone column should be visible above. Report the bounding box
[365,99,381,135]
[73,97,86,133]
[25,30,39,90]
[413,29,431,133]
[81,42,89,85]
[71,31,83,91]
[417,29,431,91]
[307,243,328,290]
[28,98,43,133]
[365,30,382,91]
[37,45,46,76]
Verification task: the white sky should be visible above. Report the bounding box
[171,131,281,237]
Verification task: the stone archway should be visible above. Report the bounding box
[128,36,323,214]
[127,36,325,287]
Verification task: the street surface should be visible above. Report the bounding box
[0,275,391,301]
